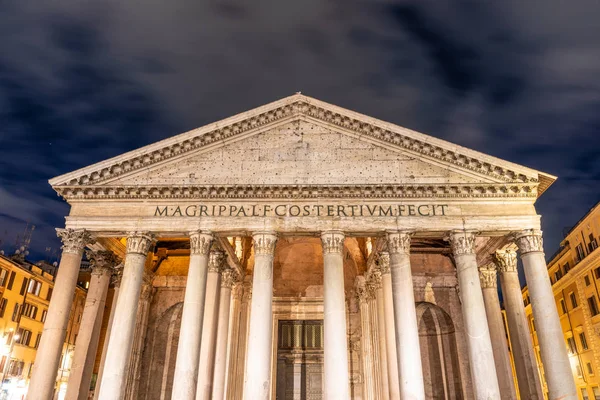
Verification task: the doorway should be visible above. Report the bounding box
[275,320,324,400]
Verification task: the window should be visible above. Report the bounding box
[19,278,28,295]
[577,364,584,378]
[15,328,32,346]
[560,298,568,314]
[596,267,600,279]
[0,269,9,287]
[592,386,600,400]
[588,362,595,375]
[34,334,41,349]
[555,270,563,282]
[590,234,598,252]
[21,303,38,320]
[564,262,572,273]
[577,244,586,262]
[581,332,589,350]
[583,388,591,400]
[0,298,7,318]
[586,275,592,286]
[570,292,578,308]
[11,303,20,322]
[41,310,47,323]
[46,288,53,301]
[7,271,16,290]
[567,337,578,354]
[531,319,536,332]
[589,296,600,316]
[27,279,41,296]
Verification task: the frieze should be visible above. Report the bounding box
[53,96,539,190]
[54,183,538,200]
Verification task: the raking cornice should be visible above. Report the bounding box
[49,93,556,199]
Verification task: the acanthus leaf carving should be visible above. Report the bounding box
[387,231,412,255]
[189,231,213,255]
[253,232,278,256]
[478,264,498,289]
[447,230,477,255]
[494,249,518,273]
[321,231,345,255]
[514,229,544,254]
[126,232,156,255]
[56,229,95,255]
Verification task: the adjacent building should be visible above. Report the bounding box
[0,252,87,399]
[520,201,600,400]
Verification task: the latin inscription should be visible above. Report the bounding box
[154,204,448,218]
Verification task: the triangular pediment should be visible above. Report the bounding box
[50,93,555,200]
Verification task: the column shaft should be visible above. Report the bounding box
[212,270,235,400]
[496,249,544,399]
[387,231,425,400]
[375,284,390,399]
[27,229,93,400]
[225,284,243,400]
[380,253,400,400]
[479,264,518,400]
[321,231,350,400]
[243,232,277,400]
[356,280,375,400]
[66,251,117,400]
[448,230,500,399]
[196,250,224,399]
[93,285,120,400]
[97,232,155,400]
[516,230,577,400]
[171,232,213,400]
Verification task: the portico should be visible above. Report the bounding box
[29,94,576,399]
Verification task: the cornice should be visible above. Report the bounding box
[54,183,538,200]
[50,94,553,198]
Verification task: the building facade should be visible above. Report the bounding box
[521,202,600,400]
[24,94,579,399]
[0,254,87,399]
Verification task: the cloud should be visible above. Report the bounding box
[0,0,598,264]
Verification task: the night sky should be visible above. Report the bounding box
[1,1,599,262]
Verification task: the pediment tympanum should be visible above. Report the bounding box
[50,93,555,201]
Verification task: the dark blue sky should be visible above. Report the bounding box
[0,0,599,261]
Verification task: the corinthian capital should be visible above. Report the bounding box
[125,232,156,255]
[378,252,390,275]
[514,229,544,255]
[221,268,238,289]
[208,250,225,272]
[478,264,497,289]
[321,231,345,254]
[86,250,121,276]
[387,231,412,255]
[447,230,477,255]
[56,229,95,255]
[494,249,518,273]
[253,232,278,256]
[189,231,213,255]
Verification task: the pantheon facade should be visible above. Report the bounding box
[27,94,576,399]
